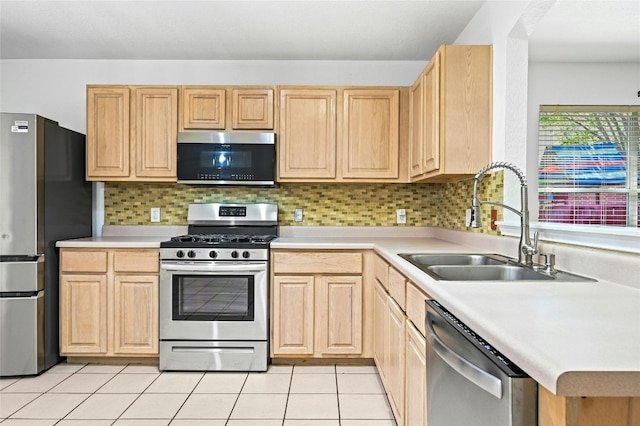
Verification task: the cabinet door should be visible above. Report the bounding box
[59,274,108,354]
[181,87,225,130]
[409,74,424,177]
[405,321,427,426]
[316,276,362,356]
[422,52,440,174]
[440,45,492,175]
[232,88,274,129]
[278,89,337,179]
[373,282,388,385]
[86,86,130,179]
[113,275,159,355]
[387,296,406,426]
[272,275,315,355]
[342,89,399,179]
[132,87,178,179]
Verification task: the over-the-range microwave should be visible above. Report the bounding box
[177,131,276,186]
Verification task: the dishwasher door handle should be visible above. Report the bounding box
[426,311,503,399]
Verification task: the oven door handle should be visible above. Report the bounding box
[426,311,503,399]
[161,262,267,273]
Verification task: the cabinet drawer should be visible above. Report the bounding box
[388,267,406,311]
[374,254,389,290]
[113,250,159,273]
[61,250,108,273]
[406,281,430,336]
[273,251,362,274]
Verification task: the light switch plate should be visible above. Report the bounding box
[294,208,303,222]
[150,207,161,223]
[396,209,406,224]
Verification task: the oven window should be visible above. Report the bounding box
[172,275,254,321]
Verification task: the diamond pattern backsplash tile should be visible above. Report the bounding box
[104,172,503,234]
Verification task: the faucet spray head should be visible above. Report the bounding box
[468,201,482,228]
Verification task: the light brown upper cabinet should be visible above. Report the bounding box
[278,88,338,179]
[86,85,178,182]
[232,88,274,129]
[278,86,407,182]
[180,87,225,130]
[410,45,492,182]
[180,86,274,131]
[342,89,400,179]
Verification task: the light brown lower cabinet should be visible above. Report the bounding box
[373,280,405,425]
[405,320,427,426]
[387,295,406,424]
[59,248,159,358]
[271,250,364,358]
[272,275,315,355]
[374,254,431,426]
[272,274,363,357]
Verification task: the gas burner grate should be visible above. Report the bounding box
[169,233,276,245]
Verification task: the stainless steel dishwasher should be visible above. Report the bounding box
[425,300,537,426]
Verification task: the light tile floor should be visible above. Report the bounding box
[0,363,397,425]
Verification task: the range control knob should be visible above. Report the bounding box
[187,250,196,258]
[176,250,185,258]
[208,251,217,259]
[242,251,251,259]
[231,250,239,259]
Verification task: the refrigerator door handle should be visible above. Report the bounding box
[0,254,44,263]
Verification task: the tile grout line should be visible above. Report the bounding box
[280,367,295,426]
[167,370,207,424]
[223,370,252,425]
[335,364,342,425]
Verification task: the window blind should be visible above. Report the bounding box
[538,106,639,227]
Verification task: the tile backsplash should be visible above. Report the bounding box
[104,172,503,234]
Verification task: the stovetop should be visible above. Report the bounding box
[160,203,278,260]
[160,233,277,249]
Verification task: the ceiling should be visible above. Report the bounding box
[0,0,638,62]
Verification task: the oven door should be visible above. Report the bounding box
[159,261,267,341]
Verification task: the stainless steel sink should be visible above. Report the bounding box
[398,253,508,267]
[398,253,595,282]
[426,264,554,281]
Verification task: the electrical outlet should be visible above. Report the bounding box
[150,207,161,223]
[491,208,498,230]
[396,209,407,224]
[294,208,303,222]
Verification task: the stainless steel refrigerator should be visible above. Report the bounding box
[0,113,92,376]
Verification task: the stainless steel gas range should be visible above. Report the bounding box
[159,203,278,372]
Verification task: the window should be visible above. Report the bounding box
[538,106,639,228]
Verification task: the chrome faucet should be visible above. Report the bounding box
[468,161,539,265]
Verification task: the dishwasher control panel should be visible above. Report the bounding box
[427,299,528,377]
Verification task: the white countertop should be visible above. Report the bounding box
[273,236,640,397]
[56,236,170,248]
[57,227,640,396]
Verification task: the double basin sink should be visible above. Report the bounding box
[398,253,595,282]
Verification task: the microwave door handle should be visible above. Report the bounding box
[161,263,266,273]
[426,311,503,399]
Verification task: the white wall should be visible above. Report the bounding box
[454,0,554,224]
[0,59,425,133]
[527,61,640,217]
[454,0,531,164]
